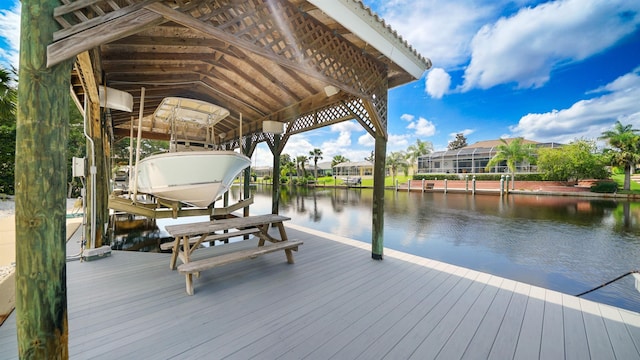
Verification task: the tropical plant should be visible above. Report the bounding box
[386,151,408,184]
[0,66,17,194]
[406,139,433,174]
[296,155,308,177]
[309,148,323,178]
[599,121,640,191]
[537,139,608,182]
[281,161,296,184]
[331,155,349,168]
[0,65,17,127]
[485,138,536,189]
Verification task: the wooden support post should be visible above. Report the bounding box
[271,136,281,215]
[15,0,72,356]
[243,136,252,218]
[372,133,386,260]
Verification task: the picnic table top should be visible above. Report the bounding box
[165,214,291,238]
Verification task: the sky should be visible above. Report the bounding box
[1,0,639,168]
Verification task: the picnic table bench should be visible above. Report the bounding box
[164,214,303,295]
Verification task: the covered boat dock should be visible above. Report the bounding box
[14,0,431,355]
[11,0,640,358]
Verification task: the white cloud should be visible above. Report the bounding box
[509,68,640,143]
[371,0,499,68]
[388,133,410,151]
[358,133,374,147]
[329,120,363,133]
[461,0,640,91]
[320,129,352,159]
[448,129,475,140]
[251,143,274,167]
[406,117,437,137]
[282,135,315,158]
[0,1,20,70]
[400,113,414,122]
[425,68,451,98]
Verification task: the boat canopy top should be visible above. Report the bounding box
[153,97,230,127]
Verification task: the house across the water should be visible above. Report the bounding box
[417,138,562,175]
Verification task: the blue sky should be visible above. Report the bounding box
[1,0,639,167]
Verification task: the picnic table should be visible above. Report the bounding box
[164,214,303,295]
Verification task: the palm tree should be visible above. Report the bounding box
[0,66,17,127]
[331,155,349,168]
[309,148,323,178]
[485,138,536,189]
[600,121,640,191]
[406,139,433,175]
[295,155,308,177]
[281,161,296,185]
[386,151,408,184]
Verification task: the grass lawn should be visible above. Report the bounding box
[612,174,640,193]
[302,175,411,187]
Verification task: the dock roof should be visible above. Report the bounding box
[53,0,431,145]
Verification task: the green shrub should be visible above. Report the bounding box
[412,174,460,181]
[0,126,16,195]
[590,180,618,193]
[413,173,544,181]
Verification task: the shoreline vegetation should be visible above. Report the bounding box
[250,173,640,198]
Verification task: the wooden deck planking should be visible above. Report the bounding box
[1,225,640,359]
[311,263,459,359]
[352,267,476,359]
[540,290,565,359]
[461,278,518,359]
[218,255,424,360]
[432,275,503,359]
[487,282,531,359]
[276,259,443,360]
[407,272,493,359]
[580,298,618,359]
[512,285,546,359]
[561,294,591,360]
[598,303,640,359]
[81,240,365,359]
[97,240,380,359]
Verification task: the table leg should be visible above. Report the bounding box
[169,236,181,270]
[276,222,288,241]
[185,273,194,295]
[285,248,295,264]
[182,236,191,264]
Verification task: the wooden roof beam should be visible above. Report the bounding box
[48,8,166,67]
[145,2,368,100]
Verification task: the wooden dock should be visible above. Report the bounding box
[1,223,639,359]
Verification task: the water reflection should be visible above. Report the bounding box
[110,215,173,252]
[233,185,640,312]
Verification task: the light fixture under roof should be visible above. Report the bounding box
[324,85,339,97]
[263,120,284,134]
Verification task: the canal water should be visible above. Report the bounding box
[241,185,640,313]
[113,184,640,313]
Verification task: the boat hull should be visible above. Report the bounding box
[136,151,250,207]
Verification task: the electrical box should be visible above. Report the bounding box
[72,157,86,178]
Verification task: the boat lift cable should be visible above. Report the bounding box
[575,270,640,297]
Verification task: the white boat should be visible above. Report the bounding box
[136,150,250,207]
[135,97,250,207]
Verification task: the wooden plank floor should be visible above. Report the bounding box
[1,223,640,359]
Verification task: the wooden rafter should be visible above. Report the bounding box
[53,0,426,148]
